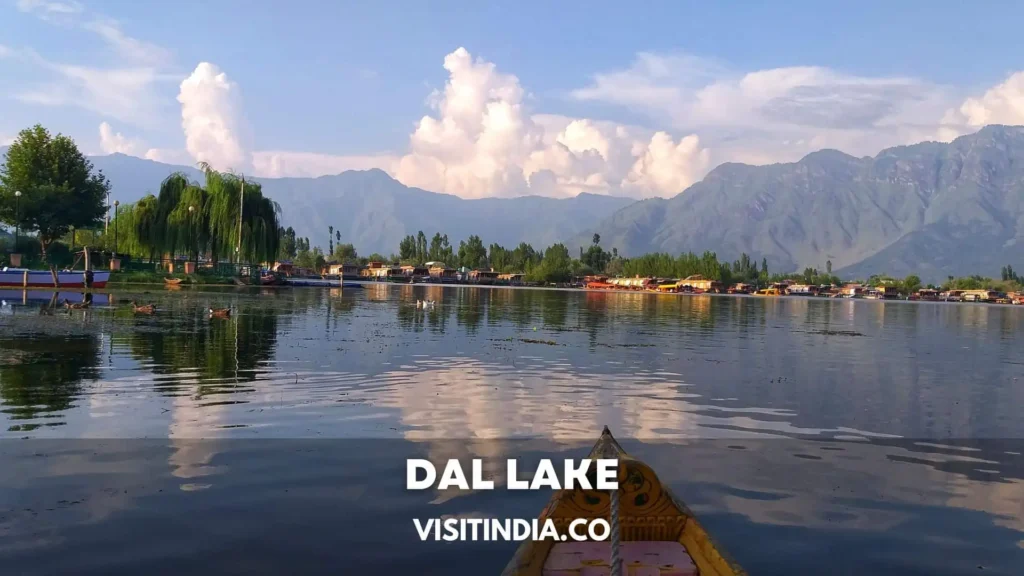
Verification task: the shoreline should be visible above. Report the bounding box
[4,280,1023,307]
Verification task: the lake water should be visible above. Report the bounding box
[1,285,1022,575]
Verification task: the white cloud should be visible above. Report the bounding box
[83,18,172,66]
[252,151,397,178]
[948,71,1024,127]
[98,121,141,154]
[177,62,251,173]
[572,53,963,166]
[16,0,83,18]
[143,148,194,166]
[395,47,707,198]
[13,56,168,128]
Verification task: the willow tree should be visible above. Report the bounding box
[199,162,280,265]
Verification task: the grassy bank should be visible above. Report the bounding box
[108,270,238,285]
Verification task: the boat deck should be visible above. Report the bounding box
[544,541,697,575]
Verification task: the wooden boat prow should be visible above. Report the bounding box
[502,427,745,576]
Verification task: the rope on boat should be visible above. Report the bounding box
[610,481,622,576]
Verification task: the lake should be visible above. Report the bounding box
[1,285,1022,575]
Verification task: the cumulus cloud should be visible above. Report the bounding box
[395,47,708,198]
[98,121,141,155]
[177,62,251,172]
[947,71,1024,127]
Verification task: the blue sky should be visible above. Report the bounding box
[3,0,1024,198]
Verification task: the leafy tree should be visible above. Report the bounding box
[328,225,334,255]
[278,226,297,260]
[826,260,832,275]
[458,235,487,269]
[295,246,325,271]
[592,233,601,246]
[333,243,357,263]
[0,125,109,284]
[901,274,922,294]
[527,243,572,283]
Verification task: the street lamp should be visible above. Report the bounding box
[113,200,120,255]
[13,191,21,251]
[188,205,195,266]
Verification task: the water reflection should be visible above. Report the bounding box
[1,288,1023,573]
[0,334,100,429]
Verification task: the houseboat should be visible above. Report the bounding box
[840,285,865,298]
[727,283,753,294]
[786,284,819,296]
[962,289,1000,302]
[875,285,900,300]
[0,268,110,288]
[754,283,787,296]
[469,269,500,285]
[676,275,722,293]
[914,289,939,301]
[425,262,457,283]
[322,262,364,279]
[400,265,430,283]
[584,276,615,290]
[498,273,524,286]
[609,277,655,290]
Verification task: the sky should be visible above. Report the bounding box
[3,0,1024,200]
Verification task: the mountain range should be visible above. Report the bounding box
[0,147,633,256]
[3,124,1024,281]
[571,125,1024,282]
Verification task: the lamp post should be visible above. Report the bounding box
[113,200,120,255]
[188,205,195,266]
[13,191,21,251]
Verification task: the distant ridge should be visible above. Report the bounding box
[570,125,1024,282]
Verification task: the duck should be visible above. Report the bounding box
[209,307,231,318]
[130,301,156,314]
[63,299,90,310]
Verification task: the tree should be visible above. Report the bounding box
[328,225,334,255]
[0,125,109,285]
[826,260,832,275]
[333,243,357,262]
[458,235,487,269]
[278,227,297,260]
[902,274,922,294]
[198,163,280,265]
[762,257,768,278]
[592,233,600,246]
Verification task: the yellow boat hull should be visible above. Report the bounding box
[501,427,745,575]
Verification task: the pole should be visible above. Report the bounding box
[105,191,110,233]
[114,201,120,256]
[14,191,20,252]
[237,177,244,263]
